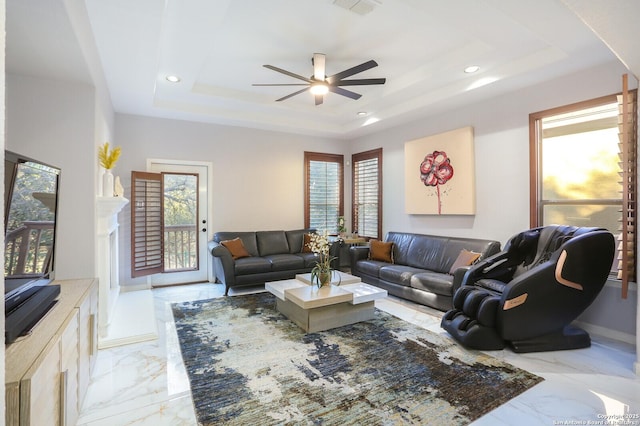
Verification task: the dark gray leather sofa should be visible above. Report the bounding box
[209,229,318,295]
[350,231,501,311]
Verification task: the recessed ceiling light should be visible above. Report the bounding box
[166,75,181,83]
[357,111,367,116]
[464,66,480,74]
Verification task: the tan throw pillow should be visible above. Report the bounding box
[302,233,313,253]
[369,240,394,263]
[449,249,481,274]
[221,238,251,260]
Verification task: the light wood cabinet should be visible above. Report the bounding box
[77,282,98,403]
[5,278,98,426]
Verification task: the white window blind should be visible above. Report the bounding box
[353,148,382,239]
[616,76,637,298]
[304,152,343,233]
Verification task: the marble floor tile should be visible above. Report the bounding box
[78,282,640,425]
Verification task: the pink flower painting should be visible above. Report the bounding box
[419,150,454,214]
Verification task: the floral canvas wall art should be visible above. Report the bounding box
[405,126,475,215]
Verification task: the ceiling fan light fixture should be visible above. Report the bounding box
[310,82,329,95]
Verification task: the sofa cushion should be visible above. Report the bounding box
[385,232,417,265]
[369,240,394,263]
[285,228,314,254]
[256,231,289,256]
[234,256,271,275]
[355,259,387,278]
[379,265,426,287]
[295,252,319,268]
[410,271,455,296]
[264,254,305,271]
[214,232,259,256]
[221,238,251,260]
[448,249,481,274]
[406,235,451,272]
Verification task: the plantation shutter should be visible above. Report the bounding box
[616,75,637,298]
[353,148,382,239]
[131,171,164,278]
[304,152,344,233]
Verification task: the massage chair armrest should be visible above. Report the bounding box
[551,230,615,295]
[208,241,236,285]
[461,252,511,286]
[497,261,589,341]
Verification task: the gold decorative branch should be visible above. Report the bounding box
[98,142,122,170]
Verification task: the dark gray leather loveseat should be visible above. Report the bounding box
[209,229,318,295]
[350,231,501,311]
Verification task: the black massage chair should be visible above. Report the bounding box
[441,225,615,352]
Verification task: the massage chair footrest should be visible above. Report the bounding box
[509,326,590,353]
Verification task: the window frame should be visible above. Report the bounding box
[528,94,620,228]
[529,89,638,289]
[304,151,344,232]
[352,148,382,240]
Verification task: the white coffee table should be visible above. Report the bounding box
[265,273,387,333]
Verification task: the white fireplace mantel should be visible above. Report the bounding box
[97,196,128,235]
[96,196,128,339]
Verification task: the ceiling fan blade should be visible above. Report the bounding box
[313,53,326,81]
[263,65,312,83]
[328,86,362,100]
[334,78,386,86]
[275,87,310,102]
[315,95,324,106]
[252,83,309,86]
[327,60,378,83]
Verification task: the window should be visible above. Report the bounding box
[352,148,382,239]
[529,89,637,289]
[304,152,344,233]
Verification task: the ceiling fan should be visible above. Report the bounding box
[253,53,386,105]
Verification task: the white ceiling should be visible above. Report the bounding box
[6,0,639,139]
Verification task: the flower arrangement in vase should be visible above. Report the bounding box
[98,142,122,197]
[308,231,340,288]
[337,216,347,236]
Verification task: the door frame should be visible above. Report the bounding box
[146,158,214,285]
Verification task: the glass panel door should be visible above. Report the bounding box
[148,160,211,286]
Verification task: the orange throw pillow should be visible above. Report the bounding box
[302,233,313,253]
[221,238,251,260]
[369,240,394,263]
[448,249,481,274]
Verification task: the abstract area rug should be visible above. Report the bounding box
[172,292,542,425]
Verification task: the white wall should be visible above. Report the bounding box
[6,74,97,280]
[114,114,348,288]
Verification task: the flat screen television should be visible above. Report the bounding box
[4,150,61,343]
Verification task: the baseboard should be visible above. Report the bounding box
[573,320,636,346]
[120,283,151,292]
[98,289,158,349]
